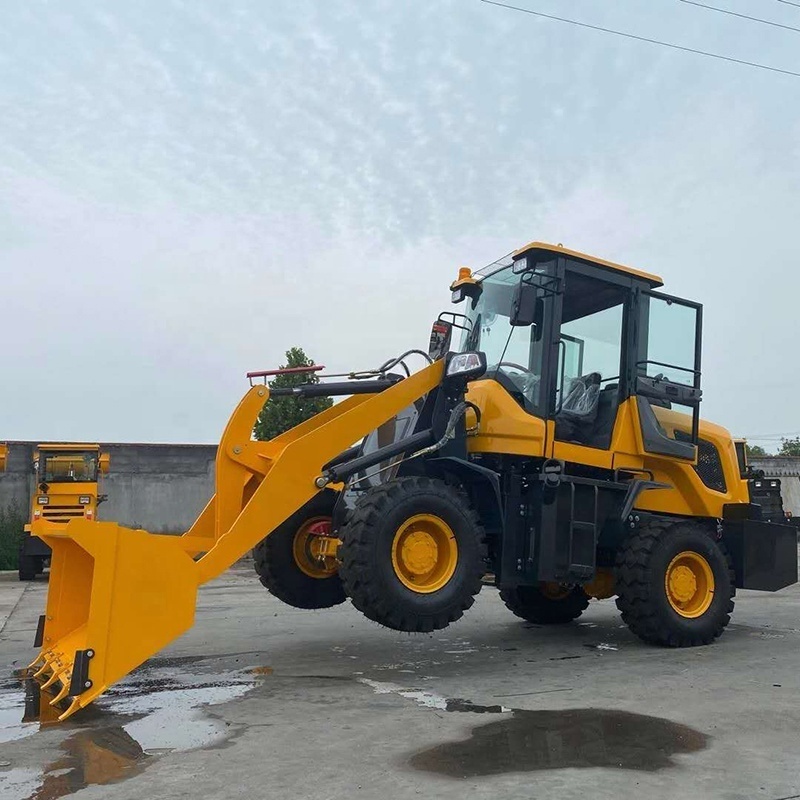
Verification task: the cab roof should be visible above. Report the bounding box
[513,241,663,288]
[36,443,101,452]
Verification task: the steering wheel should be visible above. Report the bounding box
[497,361,535,377]
[495,362,539,401]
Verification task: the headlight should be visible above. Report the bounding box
[37,495,49,505]
[446,352,486,379]
[512,256,528,274]
[79,495,91,505]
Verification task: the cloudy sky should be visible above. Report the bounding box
[1,0,799,448]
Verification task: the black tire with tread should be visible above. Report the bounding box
[252,492,346,610]
[500,585,590,624]
[615,518,735,647]
[18,554,37,582]
[338,476,486,633]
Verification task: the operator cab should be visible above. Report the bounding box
[451,242,702,458]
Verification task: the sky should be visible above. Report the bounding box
[1,0,799,448]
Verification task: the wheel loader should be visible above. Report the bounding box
[19,444,109,581]
[28,241,797,721]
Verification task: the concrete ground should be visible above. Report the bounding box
[1,567,800,800]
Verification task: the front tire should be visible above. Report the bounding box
[616,519,735,647]
[500,584,590,624]
[338,476,486,632]
[253,491,346,610]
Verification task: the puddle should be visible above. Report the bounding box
[359,678,450,710]
[0,678,62,745]
[0,662,269,800]
[444,698,508,714]
[18,726,148,799]
[408,708,708,777]
[358,678,511,714]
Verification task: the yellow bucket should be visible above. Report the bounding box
[31,520,199,720]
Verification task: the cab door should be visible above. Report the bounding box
[548,261,633,468]
[630,290,702,462]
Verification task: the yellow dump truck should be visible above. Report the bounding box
[27,242,797,720]
[19,444,109,581]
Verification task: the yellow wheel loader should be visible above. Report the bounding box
[28,242,797,721]
[19,444,109,581]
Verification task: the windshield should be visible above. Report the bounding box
[37,452,99,483]
[459,262,546,407]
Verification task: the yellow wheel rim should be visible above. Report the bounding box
[293,517,338,579]
[391,513,458,593]
[665,550,715,618]
[540,582,572,601]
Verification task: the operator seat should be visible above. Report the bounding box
[555,372,602,443]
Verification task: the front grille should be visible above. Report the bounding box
[42,505,85,523]
[675,432,727,493]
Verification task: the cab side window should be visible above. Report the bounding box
[554,269,627,448]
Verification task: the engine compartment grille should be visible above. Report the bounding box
[675,432,727,493]
[42,505,85,523]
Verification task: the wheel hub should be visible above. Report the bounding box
[668,565,697,603]
[391,514,458,594]
[400,531,439,575]
[665,550,715,618]
[293,517,338,579]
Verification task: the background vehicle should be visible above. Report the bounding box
[28,242,797,720]
[19,444,108,581]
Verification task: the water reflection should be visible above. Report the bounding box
[29,727,146,800]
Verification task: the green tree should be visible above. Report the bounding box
[0,503,26,571]
[253,347,333,440]
[778,437,800,457]
[745,443,769,458]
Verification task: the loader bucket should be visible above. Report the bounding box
[32,520,199,720]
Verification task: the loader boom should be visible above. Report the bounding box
[30,360,444,719]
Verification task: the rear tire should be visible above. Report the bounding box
[500,584,590,624]
[252,492,346,610]
[615,518,735,647]
[18,554,37,582]
[338,476,486,632]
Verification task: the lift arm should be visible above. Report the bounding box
[29,360,443,720]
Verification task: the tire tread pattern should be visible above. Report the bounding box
[500,585,590,624]
[338,476,486,633]
[615,518,735,647]
[252,493,346,610]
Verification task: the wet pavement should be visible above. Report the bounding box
[0,660,262,799]
[2,566,800,799]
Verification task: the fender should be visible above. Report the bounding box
[426,456,503,531]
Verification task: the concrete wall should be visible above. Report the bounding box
[4,446,797,528]
[0,442,217,533]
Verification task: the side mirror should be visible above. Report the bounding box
[510,282,543,336]
[428,319,453,361]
